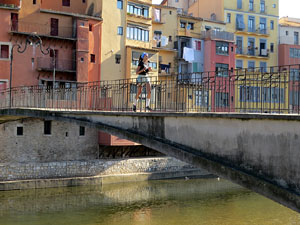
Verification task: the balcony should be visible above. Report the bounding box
[236,27,269,36]
[37,58,76,73]
[201,30,234,42]
[236,47,269,58]
[10,21,76,41]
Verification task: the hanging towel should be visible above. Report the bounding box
[161,36,168,47]
[183,47,194,63]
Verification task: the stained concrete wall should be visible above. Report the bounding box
[0,118,99,163]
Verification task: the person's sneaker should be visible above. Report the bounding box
[146,106,152,111]
[132,105,136,112]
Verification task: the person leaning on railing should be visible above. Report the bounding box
[133,52,152,112]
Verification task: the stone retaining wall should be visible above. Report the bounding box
[0,157,205,181]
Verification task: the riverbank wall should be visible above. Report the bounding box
[0,157,212,191]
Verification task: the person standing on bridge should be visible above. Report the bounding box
[133,52,152,112]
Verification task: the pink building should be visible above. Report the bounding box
[0,0,102,90]
[203,30,236,112]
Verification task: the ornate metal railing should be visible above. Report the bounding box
[1,65,300,114]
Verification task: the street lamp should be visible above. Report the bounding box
[9,33,54,107]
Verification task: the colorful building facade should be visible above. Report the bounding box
[279,17,300,112]
[0,0,102,90]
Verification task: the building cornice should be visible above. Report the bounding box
[40,9,102,21]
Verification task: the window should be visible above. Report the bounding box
[236,60,243,69]
[236,14,245,30]
[237,0,242,9]
[290,48,300,58]
[115,54,121,64]
[294,32,299,45]
[195,91,208,107]
[248,16,255,32]
[62,0,70,7]
[260,0,265,12]
[270,43,274,53]
[270,20,274,30]
[240,86,261,102]
[236,36,243,54]
[215,92,229,107]
[195,40,201,51]
[117,26,123,35]
[169,11,172,15]
[11,13,18,31]
[153,8,161,21]
[249,0,254,11]
[216,41,229,55]
[126,26,149,42]
[259,17,267,34]
[79,126,85,136]
[82,0,86,2]
[0,45,9,59]
[117,0,123,9]
[90,54,95,63]
[187,23,194,30]
[272,4,276,8]
[33,0,36,4]
[17,127,23,136]
[227,13,231,23]
[44,121,51,135]
[89,24,93,31]
[169,36,172,42]
[260,62,267,72]
[216,63,229,77]
[248,61,255,71]
[50,18,59,36]
[286,31,289,36]
[290,69,300,81]
[180,21,186,28]
[127,3,149,17]
[262,87,284,103]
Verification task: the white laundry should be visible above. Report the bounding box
[183,47,194,63]
[161,36,168,47]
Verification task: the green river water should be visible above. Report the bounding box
[0,178,299,225]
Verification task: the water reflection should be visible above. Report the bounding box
[0,178,299,225]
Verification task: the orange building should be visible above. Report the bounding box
[0,0,102,90]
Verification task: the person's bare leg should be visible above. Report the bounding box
[146,82,151,109]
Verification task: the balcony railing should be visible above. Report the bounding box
[236,26,269,35]
[0,3,19,8]
[10,21,75,39]
[236,47,269,57]
[201,30,234,42]
[37,57,76,72]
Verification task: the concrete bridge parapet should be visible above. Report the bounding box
[1,108,300,212]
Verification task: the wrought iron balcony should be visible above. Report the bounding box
[10,21,76,40]
[37,57,76,73]
[236,47,269,58]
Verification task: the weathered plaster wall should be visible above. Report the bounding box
[0,118,99,163]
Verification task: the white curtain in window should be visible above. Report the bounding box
[154,9,161,22]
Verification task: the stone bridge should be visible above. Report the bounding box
[1,108,300,212]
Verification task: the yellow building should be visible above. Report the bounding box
[152,4,178,77]
[224,0,279,70]
[99,0,159,81]
[187,0,279,69]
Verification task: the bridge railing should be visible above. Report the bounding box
[1,64,300,114]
